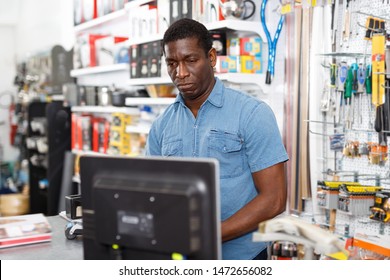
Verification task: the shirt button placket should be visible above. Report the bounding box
[193,124,198,157]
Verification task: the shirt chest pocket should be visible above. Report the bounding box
[207,131,245,179]
[162,139,183,157]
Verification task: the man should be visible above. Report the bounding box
[145,18,288,260]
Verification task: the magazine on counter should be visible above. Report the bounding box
[0,213,52,249]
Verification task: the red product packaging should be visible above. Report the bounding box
[71,114,80,150]
[92,117,110,153]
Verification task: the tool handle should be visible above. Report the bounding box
[364,17,374,40]
[337,63,348,91]
[351,63,358,94]
[357,65,366,93]
[375,105,383,133]
[330,64,337,87]
[345,66,353,98]
[386,47,390,79]
[265,70,272,85]
[365,64,372,94]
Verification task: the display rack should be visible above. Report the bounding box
[307,0,390,244]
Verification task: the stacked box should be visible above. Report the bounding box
[92,117,110,153]
[317,183,340,209]
[218,36,263,74]
[131,40,162,78]
[338,185,383,215]
[108,113,132,155]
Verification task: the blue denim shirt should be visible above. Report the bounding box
[145,77,288,259]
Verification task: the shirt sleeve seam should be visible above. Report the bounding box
[249,154,289,173]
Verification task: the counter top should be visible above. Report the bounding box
[1,215,83,260]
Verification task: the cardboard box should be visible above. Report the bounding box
[74,0,83,25]
[239,55,262,74]
[226,56,238,73]
[95,36,128,66]
[170,0,181,23]
[83,0,97,22]
[80,116,92,151]
[148,57,160,77]
[96,0,112,17]
[71,114,80,150]
[129,4,158,40]
[181,0,193,19]
[113,42,129,64]
[92,117,110,153]
[240,37,262,56]
[130,44,140,78]
[203,0,224,23]
[211,31,227,56]
[227,37,240,56]
[157,0,170,33]
[215,56,229,73]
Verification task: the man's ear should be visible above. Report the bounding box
[209,48,217,67]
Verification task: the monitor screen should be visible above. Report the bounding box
[79,155,221,260]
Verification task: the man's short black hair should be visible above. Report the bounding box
[162,18,213,57]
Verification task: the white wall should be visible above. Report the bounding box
[0,0,74,162]
[15,0,74,60]
[0,26,18,161]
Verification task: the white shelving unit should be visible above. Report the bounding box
[125,97,175,106]
[128,76,172,86]
[74,9,127,33]
[126,125,151,134]
[70,63,128,77]
[206,20,266,41]
[71,0,267,109]
[217,73,264,88]
[127,73,264,88]
[71,106,139,115]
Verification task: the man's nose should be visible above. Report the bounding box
[176,63,189,78]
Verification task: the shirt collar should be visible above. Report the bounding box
[173,77,224,110]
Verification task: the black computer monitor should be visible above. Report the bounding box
[79,155,221,260]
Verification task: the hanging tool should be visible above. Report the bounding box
[386,46,390,79]
[337,62,348,124]
[350,62,358,127]
[372,32,387,147]
[345,65,354,129]
[384,80,390,140]
[260,0,285,85]
[331,0,339,46]
[371,34,385,107]
[356,63,366,125]
[385,48,390,139]
[329,63,338,116]
[341,0,351,47]
[366,64,373,128]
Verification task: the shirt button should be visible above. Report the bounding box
[192,152,196,156]
[194,125,198,129]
